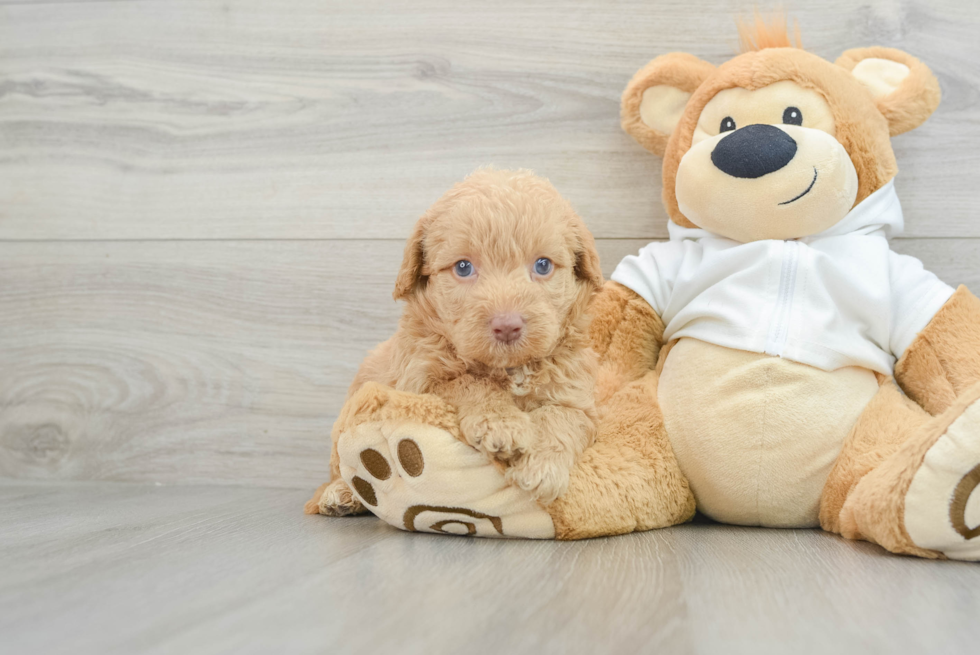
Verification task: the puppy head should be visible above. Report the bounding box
[394,169,602,369]
[621,16,941,242]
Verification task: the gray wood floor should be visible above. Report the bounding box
[2,482,979,655]
[3,1,980,653]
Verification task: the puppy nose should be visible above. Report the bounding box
[711,123,797,179]
[490,313,525,344]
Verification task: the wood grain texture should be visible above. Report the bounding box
[1,482,978,655]
[1,0,979,240]
[1,238,977,488]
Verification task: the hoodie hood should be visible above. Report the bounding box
[667,178,904,243]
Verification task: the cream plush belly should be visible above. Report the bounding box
[659,338,880,528]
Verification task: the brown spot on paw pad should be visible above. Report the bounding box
[397,439,424,477]
[350,476,377,507]
[360,448,391,480]
[950,463,980,540]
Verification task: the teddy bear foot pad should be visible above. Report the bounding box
[905,385,980,561]
[336,417,555,539]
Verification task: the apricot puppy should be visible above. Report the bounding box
[313,169,602,514]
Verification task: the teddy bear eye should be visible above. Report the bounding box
[453,260,474,277]
[783,107,803,126]
[534,257,553,276]
[720,116,736,133]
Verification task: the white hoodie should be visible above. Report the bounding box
[610,180,954,375]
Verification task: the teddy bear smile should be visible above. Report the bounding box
[778,167,819,206]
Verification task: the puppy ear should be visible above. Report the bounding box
[836,47,941,136]
[393,218,428,301]
[621,53,715,157]
[570,215,603,291]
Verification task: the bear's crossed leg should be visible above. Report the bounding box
[318,382,556,539]
[823,286,980,561]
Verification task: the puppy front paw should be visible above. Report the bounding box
[505,451,572,505]
[460,412,534,463]
[317,478,365,516]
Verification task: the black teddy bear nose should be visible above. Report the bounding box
[711,124,798,179]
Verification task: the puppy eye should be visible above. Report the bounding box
[783,107,803,126]
[453,260,474,278]
[720,116,736,133]
[533,257,553,276]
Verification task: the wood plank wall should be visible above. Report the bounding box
[2,0,979,488]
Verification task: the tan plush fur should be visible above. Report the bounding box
[813,284,980,554]
[834,382,980,558]
[621,53,716,157]
[819,379,931,534]
[588,281,664,405]
[836,47,942,137]
[549,282,695,539]
[816,290,980,557]
[894,285,980,416]
[736,13,802,52]
[310,169,603,513]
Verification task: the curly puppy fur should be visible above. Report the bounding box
[307,169,603,514]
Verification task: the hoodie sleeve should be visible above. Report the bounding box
[888,250,955,359]
[610,240,687,319]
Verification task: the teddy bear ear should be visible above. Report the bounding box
[836,47,941,136]
[621,53,715,157]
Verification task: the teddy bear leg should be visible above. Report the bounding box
[878,284,980,560]
[821,287,980,560]
[819,286,980,559]
[824,380,980,560]
[317,381,557,538]
[819,378,937,555]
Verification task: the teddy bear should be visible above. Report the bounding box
[308,18,980,560]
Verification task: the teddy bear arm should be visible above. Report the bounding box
[895,285,980,415]
[589,281,666,405]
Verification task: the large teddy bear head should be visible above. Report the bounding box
[621,17,941,242]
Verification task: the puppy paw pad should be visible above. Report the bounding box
[317,479,363,516]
